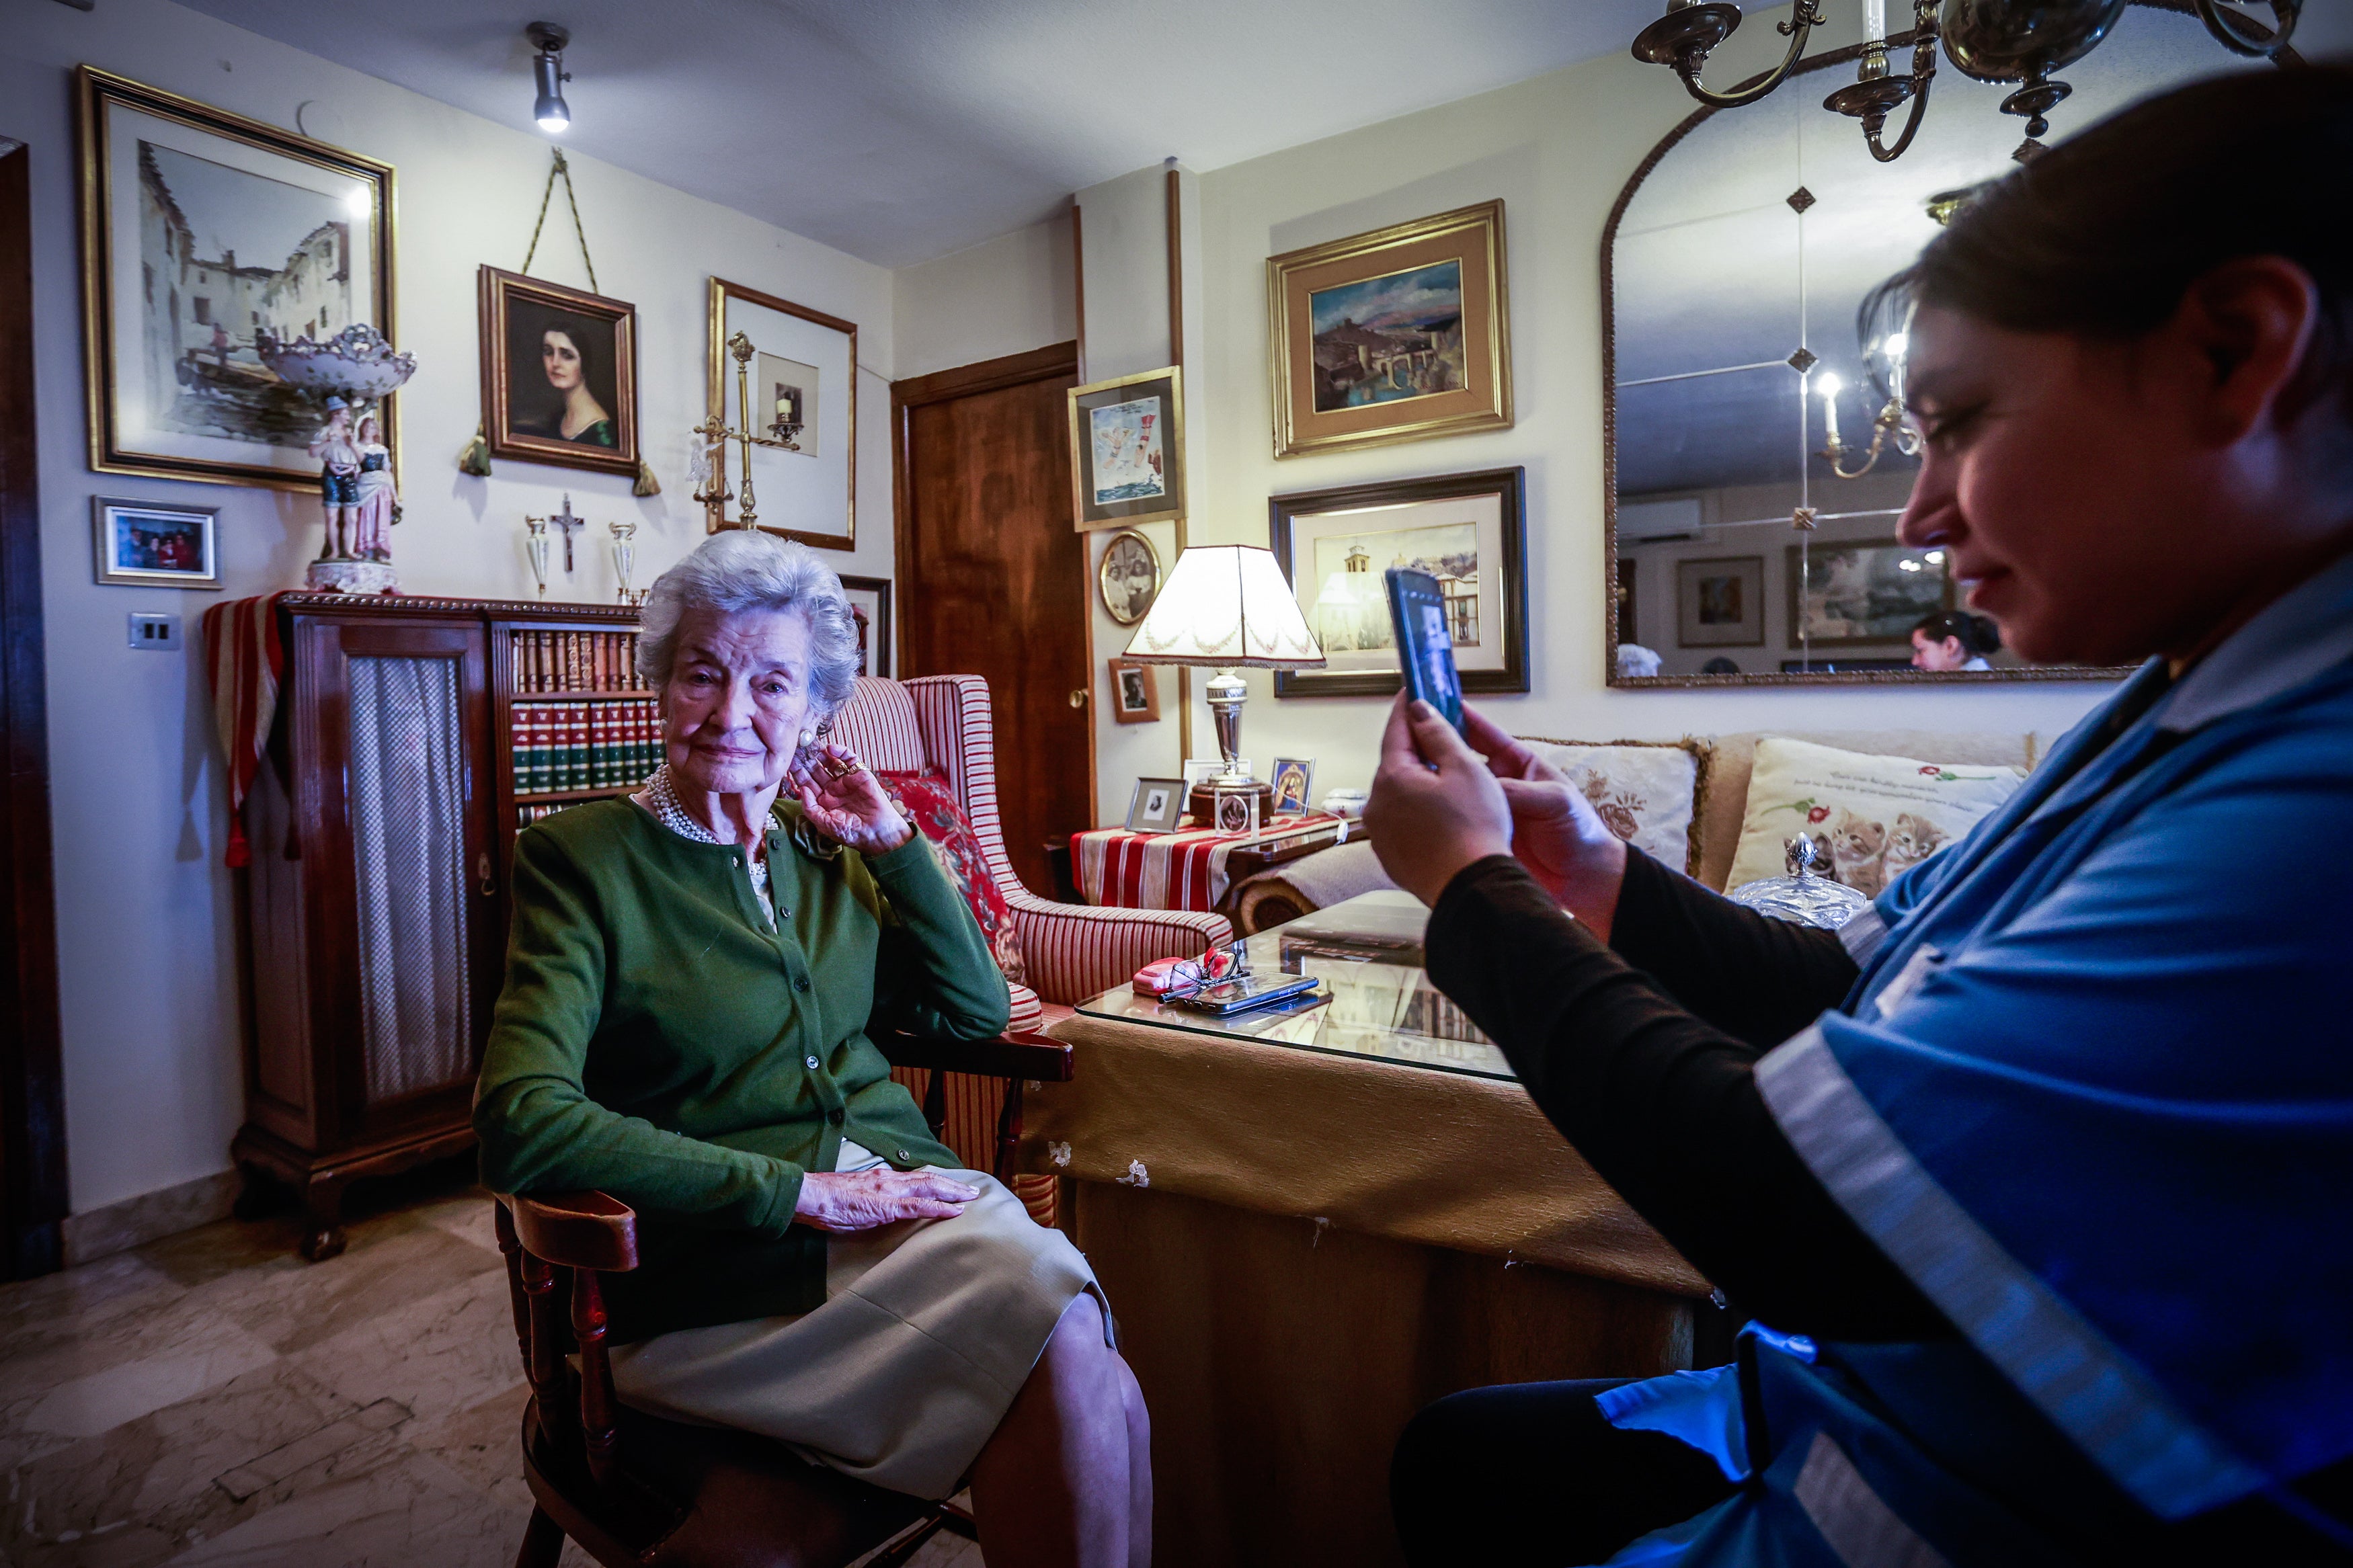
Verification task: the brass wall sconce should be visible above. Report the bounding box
[688,330,805,531]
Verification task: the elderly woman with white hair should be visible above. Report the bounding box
[475,530,1150,1567]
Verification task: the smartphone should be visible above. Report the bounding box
[1385,567,1465,733]
[1162,973,1323,1016]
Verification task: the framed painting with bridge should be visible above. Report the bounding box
[76,67,398,491]
[1267,200,1512,460]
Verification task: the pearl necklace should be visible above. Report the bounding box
[642,765,775,917]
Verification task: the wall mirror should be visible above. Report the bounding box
[1603,3,2282,687]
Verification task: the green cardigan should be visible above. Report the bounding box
[473,796,1010,1343]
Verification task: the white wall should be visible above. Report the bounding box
[891,214,1076,382]
[3,0,897,1215]
[1178,38,2120,808]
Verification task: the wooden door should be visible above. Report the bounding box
[0,138,66,1280]
[894,343,1086,897]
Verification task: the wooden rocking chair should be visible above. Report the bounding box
[494,1026,1072,1568]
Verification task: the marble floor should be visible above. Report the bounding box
[0,1167,980,1568]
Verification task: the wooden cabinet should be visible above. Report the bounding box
[233,594,642,1259]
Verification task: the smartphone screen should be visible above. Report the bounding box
[1385,567,1465,733]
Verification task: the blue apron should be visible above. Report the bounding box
[1589,554,2353,1564]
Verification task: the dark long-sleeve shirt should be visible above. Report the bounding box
[1425,847,1946,1340]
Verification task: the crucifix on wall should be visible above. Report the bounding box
[547,494,586,573]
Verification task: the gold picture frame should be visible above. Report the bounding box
[1267,200,1511,460]
[77,67,398,491]
[477,265,641,479]
[1068,366,1185,532]
[707,277,857,550]
[1096,528,1162,626]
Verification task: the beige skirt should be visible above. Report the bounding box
[608,1141,1107,1501]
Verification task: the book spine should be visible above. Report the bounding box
[571,704,589,790]
[592,702,610,789]
[537,702,556,794]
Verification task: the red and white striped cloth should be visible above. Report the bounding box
[1073,816,1338,914]
[200,593,290,868]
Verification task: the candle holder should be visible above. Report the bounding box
[610,519,641,606]
[524,516,551,599]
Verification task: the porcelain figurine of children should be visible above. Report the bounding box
[307,397,363,561]
[350,412,397,563]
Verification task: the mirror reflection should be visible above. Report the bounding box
[1605,5,2274,685]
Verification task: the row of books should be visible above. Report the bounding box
[511,699,660,795]
[515,800,580,829]
[510,629,643,694]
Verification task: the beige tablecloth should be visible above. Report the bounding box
[1023,1013,1708,1297]
[1021,1012,1714,1567]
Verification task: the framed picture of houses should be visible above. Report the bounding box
[76,67,398,491]
[1268,466,1528,698]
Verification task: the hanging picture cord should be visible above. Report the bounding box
[460,150,660,495]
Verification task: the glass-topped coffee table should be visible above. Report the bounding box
[1076,890,1514,1081]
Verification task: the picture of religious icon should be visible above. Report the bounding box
[1096,529,1162,626]
[1270,758,1316,814]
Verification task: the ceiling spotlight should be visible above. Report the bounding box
[528,22,571,134]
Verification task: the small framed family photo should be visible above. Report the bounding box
[1108,659,1160,725]
[91,497,221,588]
[1126,777,1188,834]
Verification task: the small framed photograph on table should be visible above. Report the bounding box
[1269,758,1316,814]
[91,497,221,589]
[1127,777,1188,834]
[1213,790,1261,839]
[1108,659,1160,724]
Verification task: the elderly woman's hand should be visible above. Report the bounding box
[1365,695,1515,905]
[794,1168,980,1233]
[789,741,916,855]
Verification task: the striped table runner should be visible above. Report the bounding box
[1074,816,1339,913]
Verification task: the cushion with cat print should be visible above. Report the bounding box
[1724,736,2024,900]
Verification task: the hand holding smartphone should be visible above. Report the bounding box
[1385,567,1466,734]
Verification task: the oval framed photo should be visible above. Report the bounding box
[1096,528,1162,626]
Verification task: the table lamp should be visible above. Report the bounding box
[1121,544,1325,821]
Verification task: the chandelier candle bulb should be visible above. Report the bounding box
[1817,374,1843,445]
[1864,0,1885,44]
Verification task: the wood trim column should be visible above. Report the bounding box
[0,140,69,1280]
[1164,164,1193,762]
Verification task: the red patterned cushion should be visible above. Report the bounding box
[876,766,1027,987]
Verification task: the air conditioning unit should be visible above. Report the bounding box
[1618,497,1704,542]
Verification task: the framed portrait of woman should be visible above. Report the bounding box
[477,265,639,479]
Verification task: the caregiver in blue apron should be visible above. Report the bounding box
[1367,66,2353,1567]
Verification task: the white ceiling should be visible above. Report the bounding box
[174,0,1661,269]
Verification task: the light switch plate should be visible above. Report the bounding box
[128,612,182,651]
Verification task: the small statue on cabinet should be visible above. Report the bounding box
[351,411,399,563]
[307,397,362,563]
[302,397,400,594]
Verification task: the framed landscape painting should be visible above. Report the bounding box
[1268,200,1511,459]
[1269,466,1528,698]
[1676,556,1765,647]
[77,67,397,491]
[1068,367,1185,530]
[1786,540,1954,647]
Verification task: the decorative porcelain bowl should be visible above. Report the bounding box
[260,323,417,401]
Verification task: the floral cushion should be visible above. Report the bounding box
[875,766,1027,987]
[1519,739,1702,875]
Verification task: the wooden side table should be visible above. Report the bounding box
[1025,902,1720,1566]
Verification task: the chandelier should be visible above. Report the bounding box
[1630,0,2301,163]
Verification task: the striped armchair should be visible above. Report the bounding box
[828,677,1229,1184]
